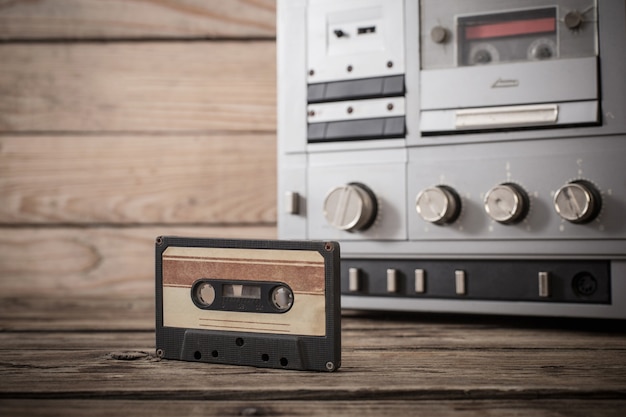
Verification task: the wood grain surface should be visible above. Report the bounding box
[0,1,279,289]
[0,296,625,416]
[0,227,276,298]
[0,0,276,40]
[0,134,276,224]
[1,2,625,415]
[1,399,625,417]
[0,42,276,132]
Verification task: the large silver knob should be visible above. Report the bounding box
[484,183,529,224]
[323,183,377,232]
[554,180,602,224]
[416,185,461,225]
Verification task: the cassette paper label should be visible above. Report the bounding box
[161,246,326,336]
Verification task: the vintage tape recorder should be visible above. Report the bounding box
[277,0,626,319]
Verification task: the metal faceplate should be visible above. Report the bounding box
[277,0,626,319]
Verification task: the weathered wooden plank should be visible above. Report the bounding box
[0,134,276,224]
[0,0,276,40]
[0,42,276,132]
[2,297,625,350]
[0,345,624,398]
[0,227,276,299]
[1,299,624,413]
[1,399,625,417]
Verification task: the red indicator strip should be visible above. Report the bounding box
[465,17,555,40]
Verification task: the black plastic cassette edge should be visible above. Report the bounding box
[155,236,341,372]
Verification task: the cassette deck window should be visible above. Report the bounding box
[458,8,558,66]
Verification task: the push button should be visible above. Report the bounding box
[414,269,425,293]
[386,269,398,293]
[348,267,360,292]
[538,272,550,297]
[455,270,466,295]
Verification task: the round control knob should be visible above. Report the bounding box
[323,183,377,232]
[484,183,530,224]
[554,180,602,224]
[564,10,584,30]
[430,26,448,44]
[416,185,461,225]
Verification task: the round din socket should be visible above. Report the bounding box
[415,185,461,225]
[554,180,602,224]
[323,183,378,232]
[484,183,530,224]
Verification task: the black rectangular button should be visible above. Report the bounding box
[308,75,404,103]
[308,117,405,143]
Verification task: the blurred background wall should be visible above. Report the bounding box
[0,0,278,297]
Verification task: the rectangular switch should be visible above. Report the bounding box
[348,267,360,292]
[284,191,300,215]
[414,269,425,293]
[386,268,398,293]
[538,272,550,297]
[455,270,466,295]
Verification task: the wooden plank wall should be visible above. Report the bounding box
[0,0,278,297]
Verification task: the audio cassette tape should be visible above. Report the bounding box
[155,237,341,372]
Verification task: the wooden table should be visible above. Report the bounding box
[1,296,625,416]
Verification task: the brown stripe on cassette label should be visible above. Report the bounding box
[162,246,325,294]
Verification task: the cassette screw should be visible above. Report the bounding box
[387,61,393,68]
[326,361,335,371]
[347,106,353,114]
[387,103,394,111]
[347,65,353,72]
[308,69,315,76]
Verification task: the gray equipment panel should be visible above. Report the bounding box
[277,0,626,319]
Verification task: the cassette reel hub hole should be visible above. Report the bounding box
[271,285,294,312]
[195,282,216,307]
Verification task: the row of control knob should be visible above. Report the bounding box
[323,180,602,231]
[416,183,530,225]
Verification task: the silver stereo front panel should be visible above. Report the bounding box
[277,0,626,319]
